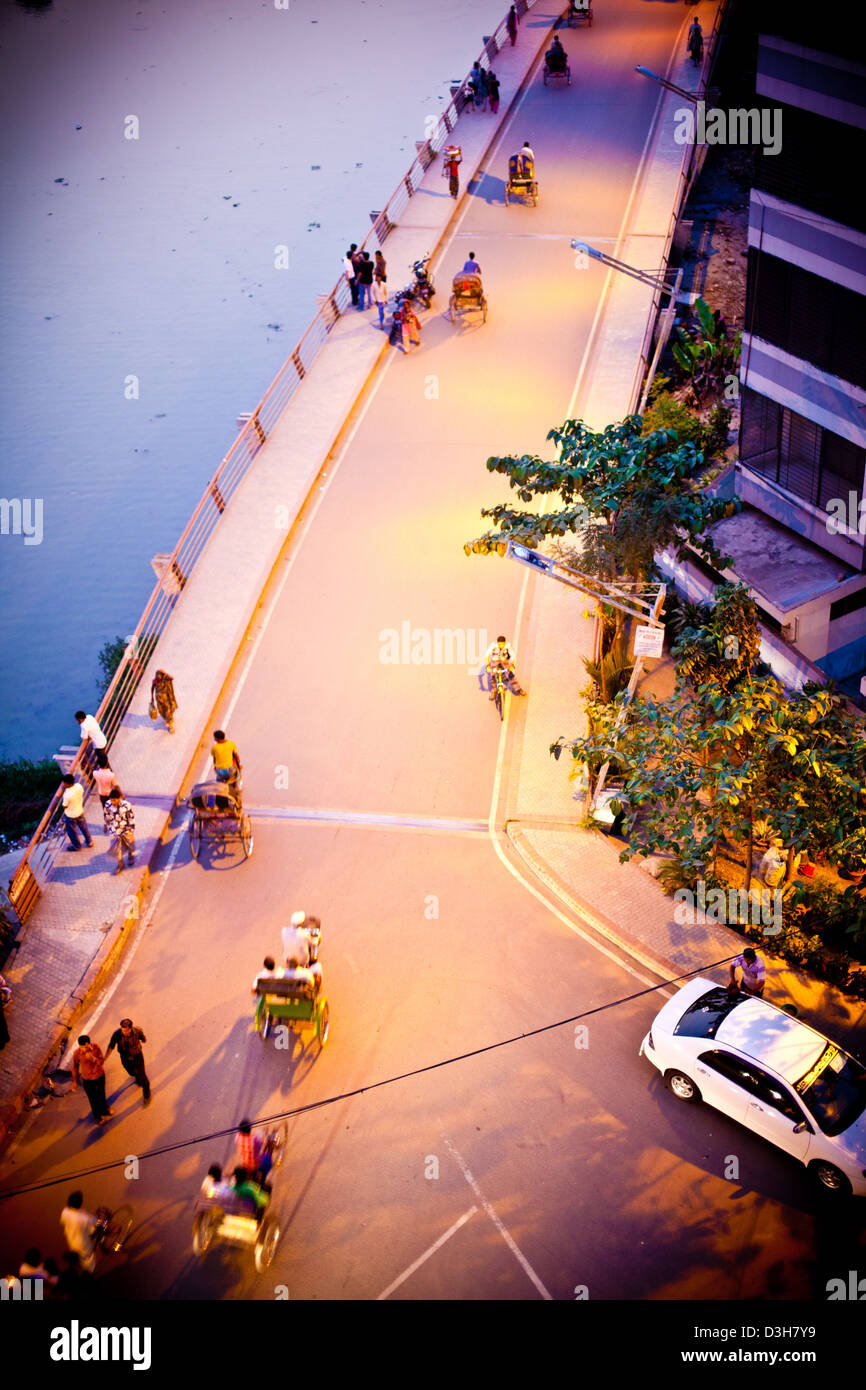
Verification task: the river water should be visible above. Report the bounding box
[0,0,510,762]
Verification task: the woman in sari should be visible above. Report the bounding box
[150,669,177,733]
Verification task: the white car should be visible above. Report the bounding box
[639,978,866,1196]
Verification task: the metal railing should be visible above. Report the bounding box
[9,0,544,923]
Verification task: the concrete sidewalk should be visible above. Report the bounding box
[0,4,565,1141]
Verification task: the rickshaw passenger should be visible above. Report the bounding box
[284,956,323,994]
[231,1167,269,1217]
[546,38,566,72]
[200,1164,234,1203]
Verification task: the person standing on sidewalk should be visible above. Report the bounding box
[371,274,389,329]
[343,244,360,305]
[59,1194,99,1272]
[71,1036,113,1124]
[357,251,374,310]
[507,4,519,47]
[60,774,93,851]
[103,787,136,874]
[149,669,177,733]
[92,763,119,808]
[106,1018,151,1104]
[487,71,501,114]
[374,250,387,284]
[75,711,110,769]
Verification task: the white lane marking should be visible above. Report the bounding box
[444,1137,552,1301]
[61,827,188,1064]
[376,1205,478,1300]
[247,807,489,834]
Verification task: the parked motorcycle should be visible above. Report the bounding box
[400,253,435,309]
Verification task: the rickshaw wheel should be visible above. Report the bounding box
[482,298,488,323]
[317,999,330,1047]
[449,298,456,322]
[255,1217,280,1272]
[241,814,254,858]
[567,69,572,85]
[543,69,549,86]
[192,1208,220,1256]
[258,1005,271,1041]
[504,186,509,205]
[189,814,201,859]
[267,1121,288,1170]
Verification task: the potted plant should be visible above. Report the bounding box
[838,850,866,884]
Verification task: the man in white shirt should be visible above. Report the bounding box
[729,948,766,998]
[75,710,111,769]
[60,1192,99,1273]
[281,910,321,968]
[250,956,284,993]
[60,773,93,850]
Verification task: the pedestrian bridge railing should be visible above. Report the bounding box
[9,0,543,924]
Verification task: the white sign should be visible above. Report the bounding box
[634,624,664,658]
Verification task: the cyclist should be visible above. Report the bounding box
[281,910,321,967]
[485,635,526,699]
[234,1120,273,1184]
[59,1192,99,1273]
[211,729,242,789]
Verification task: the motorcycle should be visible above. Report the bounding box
[400,253,435,310]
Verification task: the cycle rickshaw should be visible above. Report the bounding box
[255,974,331,1049]
[564,0,593,26]
[188,779,253,860]
[191,1123,286,1272]
[504,152,538,207]
[448,271,488,324]
[543,47,571,85]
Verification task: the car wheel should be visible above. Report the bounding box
[810,1160,852,1196]
[666,1069,701,1103]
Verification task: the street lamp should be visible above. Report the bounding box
[634,66,699,105]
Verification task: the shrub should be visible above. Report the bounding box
[641,392,704,450]
[701,404,732,458]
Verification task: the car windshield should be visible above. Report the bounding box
[673,986,744,1039]
[794,1044,866,1136]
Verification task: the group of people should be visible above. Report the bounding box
[464,62,501,113]
[199,1121,277,1218]
[343,245,388,325]
[252,908,323,999]
[71,1018,151,1125]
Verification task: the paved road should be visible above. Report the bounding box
[1,3,850,1300]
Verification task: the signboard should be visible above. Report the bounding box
[633,624,665,658]
[507,542,553,574]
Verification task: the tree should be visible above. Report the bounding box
[465,415,739,642]
[672,583,761,702]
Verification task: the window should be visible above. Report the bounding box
[673,988,745,1040]
[699,1051,803,1120]
[740,389,866,520]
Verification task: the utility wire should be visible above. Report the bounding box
[0,958,738,1202]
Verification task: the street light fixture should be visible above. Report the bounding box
[634,65,699,105]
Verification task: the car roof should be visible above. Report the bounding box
[716,998,827,1083]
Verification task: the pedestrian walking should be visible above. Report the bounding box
[106,1018,151,1103]
[400,303,421,353]
[371,275,389,329]
[211,729,242,787]
[149,669,177,733]
[374,250,387,284]
[92,764,119,808]
[60,774,93,851]
[71,1036,113,1124]
[343,243,361,305]
[507,4,518,46]
[103,787,135,874]
[357,250,374,310]
[487,71,501,113]
[728,947,766,998]
[75,710,110,769]
[59,1193,99,1272]
[443,146,462,199]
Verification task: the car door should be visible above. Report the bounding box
[737,1065,814,1164]
[693,1050,752,1124]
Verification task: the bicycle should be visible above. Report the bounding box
[92,1203,135,1255]
[491,666,509,722]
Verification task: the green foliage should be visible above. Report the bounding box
[701,403,733,458]
[662,592,711,644]
[0,758,62,842]
[98,634,128,697]
[671,297,741,401]
[582,646,634,705]
[641,393,704,450]
[465,415,740,591]
[672,583,761,699]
